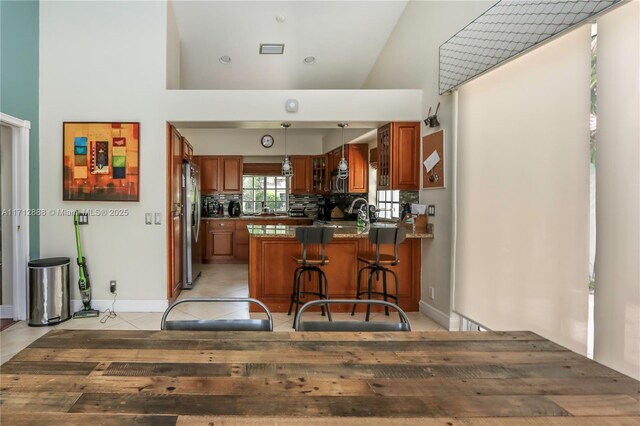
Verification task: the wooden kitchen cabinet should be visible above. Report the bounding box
[220,156,243,193]
[197,156,243,195]
[182,137,193,161]
[310,155,329,193]
[204,220,235,261]
[377,122,420,190]
[200,156,220,193]
[289,156,311,194]
[347,144,369,193]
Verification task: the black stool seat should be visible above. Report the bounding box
[352,226,407,321]
[288,226,335,326]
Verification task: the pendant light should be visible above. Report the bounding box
[281,122,293,177]
[336,123,349,178]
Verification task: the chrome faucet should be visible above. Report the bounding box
[347,198,369,224]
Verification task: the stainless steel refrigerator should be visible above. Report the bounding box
[183,161,202,289]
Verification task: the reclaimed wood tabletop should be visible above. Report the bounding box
[1,329,638,425]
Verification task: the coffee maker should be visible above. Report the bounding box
[317,197,334,222]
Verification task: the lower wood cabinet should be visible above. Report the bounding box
[203,218,313,263]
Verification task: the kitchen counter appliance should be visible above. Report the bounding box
[228,200,241,217]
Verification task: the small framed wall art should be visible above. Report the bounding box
[63,122,140,201]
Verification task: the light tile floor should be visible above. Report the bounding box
[0,264,446,365]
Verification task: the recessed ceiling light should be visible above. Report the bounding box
[260,44,285,55]
[219,56,231,64]
[303,56,316,65]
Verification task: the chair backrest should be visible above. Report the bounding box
[369,226,407,265]
[295,226,335,263]
[161,297,273,331]
[294,299,411,332]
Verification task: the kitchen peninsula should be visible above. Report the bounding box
[248,224,433,312]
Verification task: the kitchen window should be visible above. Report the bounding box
[377,190,400,219]
[242,176,288,214]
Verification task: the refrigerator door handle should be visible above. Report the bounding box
[194,181,201,242]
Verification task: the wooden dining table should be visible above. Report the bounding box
[1,329,638,425]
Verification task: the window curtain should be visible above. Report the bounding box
[453,25,591,354]
[594,1,640,380]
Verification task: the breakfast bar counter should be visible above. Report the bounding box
[248,224,433,312]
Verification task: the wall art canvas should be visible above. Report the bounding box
[63,122,140,201]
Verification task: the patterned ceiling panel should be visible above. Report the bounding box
[439,0,622,94]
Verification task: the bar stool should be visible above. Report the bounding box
[351,226,407,321]
[287,226,334,325]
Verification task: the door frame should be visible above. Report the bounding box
[0,112,31,320]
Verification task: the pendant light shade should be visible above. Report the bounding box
[337,123,349,178]
[281,122,293,177]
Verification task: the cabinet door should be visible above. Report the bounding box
[290,156,310,194]
[182,137,193,161]
[200,156,220,194]
[377,124,391,189]
[205,221,235,259]
[310,155,329,194]
[220,156,243,193]
[169,126,183,299]
[391,122,420,190]
[348,144,369,194]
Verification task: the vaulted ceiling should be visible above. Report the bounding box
[171,1,408,90]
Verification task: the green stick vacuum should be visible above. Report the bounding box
[73,211,99,318]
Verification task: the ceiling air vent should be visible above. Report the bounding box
[259,44,285,55]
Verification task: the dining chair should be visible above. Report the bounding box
[161,297,273,331]
[294,299,411,332]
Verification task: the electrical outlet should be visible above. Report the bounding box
[427,205,436,217]
[110,280,116,294]
[78,212,89,225]
[429,286,435,300]
[154,212,161,225]
[145,213,152,225]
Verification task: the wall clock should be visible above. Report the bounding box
[261,134,274,148]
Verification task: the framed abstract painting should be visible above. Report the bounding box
[63,122,140,201]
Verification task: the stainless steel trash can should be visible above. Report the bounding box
[28,257,71,326]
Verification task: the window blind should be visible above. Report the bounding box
[594,1,640,380]
[453,25,591,354]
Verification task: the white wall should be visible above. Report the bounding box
[180,128,324,156]
[362,1,493,327]
[321,128,374,153]
[454,26,591,355]
[166,1,181,89]
[594,0,640,380]
[39,1,422,310]
[1,125,12,306]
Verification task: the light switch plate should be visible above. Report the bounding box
[78,213,89,225]
[427,205,436,216]
[154,213,161,225]
[145,213,152,225]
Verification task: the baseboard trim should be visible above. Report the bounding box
[0,305,14,319]
[71,299,169,313]
[419,300,459,331]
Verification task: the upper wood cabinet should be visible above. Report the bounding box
[200,156,220,194]
[310,155,329,194]
[347,144,369,194]
[289,156,311,194]
[377,122,420,190]
[198,156,243,194]
[182,137,193,161]
[220,157,243,193]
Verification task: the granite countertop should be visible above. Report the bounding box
[201,215,313,221]
[247,224,434,239]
